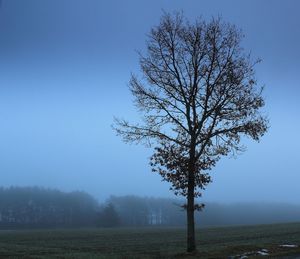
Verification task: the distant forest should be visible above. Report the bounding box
[0,187,98,228]
[0,187,300,229]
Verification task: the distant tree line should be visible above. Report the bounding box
[106,195,186,227]
[0,187,300,229]
[0,187,98,229]
[105,196,300,227]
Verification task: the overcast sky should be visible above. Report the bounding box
[0,0,299,203]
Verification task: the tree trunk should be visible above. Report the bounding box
[186,183,195,252]
[187,141,196,252]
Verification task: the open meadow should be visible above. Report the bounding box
[0,223,300,258]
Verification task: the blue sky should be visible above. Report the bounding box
[0,0,299,203]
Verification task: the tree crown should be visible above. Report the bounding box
[114,13,268,199]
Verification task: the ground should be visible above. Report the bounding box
[0,223,300,258]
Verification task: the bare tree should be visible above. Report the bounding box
[114,13,268,252]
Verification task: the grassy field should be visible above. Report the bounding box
[0,223,300,258]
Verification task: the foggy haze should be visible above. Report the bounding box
[0,0,299,204]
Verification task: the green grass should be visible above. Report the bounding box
[0,223,300,258]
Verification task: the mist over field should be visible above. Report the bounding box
[0,0,300,215]
[1,186,300,229]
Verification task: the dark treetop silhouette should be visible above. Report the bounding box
[114,13,268,252]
